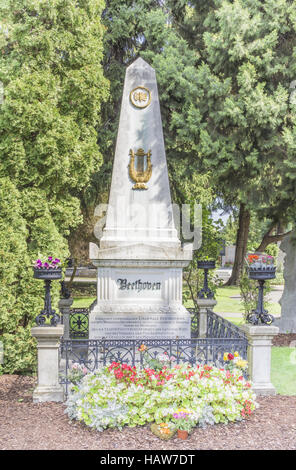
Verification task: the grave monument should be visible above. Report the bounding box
[89,57,193,339]
[276,232,296,333]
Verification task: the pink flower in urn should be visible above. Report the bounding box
[33,256,61,269]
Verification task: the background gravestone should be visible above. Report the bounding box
[276,232,296,333]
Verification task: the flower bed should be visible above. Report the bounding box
[65,361,258,434]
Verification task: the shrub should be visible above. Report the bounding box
[0,0,108,373]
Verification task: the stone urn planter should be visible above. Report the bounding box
[248,266,276,281]
[34,267,62,281]
[197,260,216,270]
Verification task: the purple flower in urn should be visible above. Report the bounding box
[33,256,62,269]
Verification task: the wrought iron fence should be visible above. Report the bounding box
[206,309,246,339]
[188,308,199,338]
[60,336,248,397]
[60,305,248,397]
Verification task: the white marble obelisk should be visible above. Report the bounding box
[89,58,193,339]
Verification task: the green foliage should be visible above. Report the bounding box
[183,207,224,307]
[265,243,279,259]
[222,211,281,255]
[166,0,296,225]
[0,0,108,373]
[97,0,296,285]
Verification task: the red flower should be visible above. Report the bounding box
[228,353,234,360]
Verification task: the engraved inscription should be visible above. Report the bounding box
[89,314,191,339]
[117,278,161,292]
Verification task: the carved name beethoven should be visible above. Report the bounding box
[117,278,161,292]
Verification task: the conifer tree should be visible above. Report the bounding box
[0,0,108,372]
[164,0,296,283]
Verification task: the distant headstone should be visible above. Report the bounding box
[277,233,296,333]
[89,58,193,339]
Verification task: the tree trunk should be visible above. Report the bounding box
[255,222,292,253]
[225,203,251,286]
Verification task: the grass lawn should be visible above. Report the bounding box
[185,285,281,320]
[214,286,243,314]
[271,347,296,396]
[213,286,281,316]
[72,297,96,308]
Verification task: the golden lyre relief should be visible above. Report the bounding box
[130,86,151,109]
[128,148,152,190]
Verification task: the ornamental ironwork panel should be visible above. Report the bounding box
[69,308,89,338]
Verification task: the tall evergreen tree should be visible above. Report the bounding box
[164,0,296,284]
[0,0,108,373]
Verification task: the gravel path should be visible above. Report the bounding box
[0,374,295,451]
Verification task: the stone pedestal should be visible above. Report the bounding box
[89,247,192,339]
[195,298,217,337]
[241,324,279,395]
[58,298,73,340]
[31,325,64,402]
